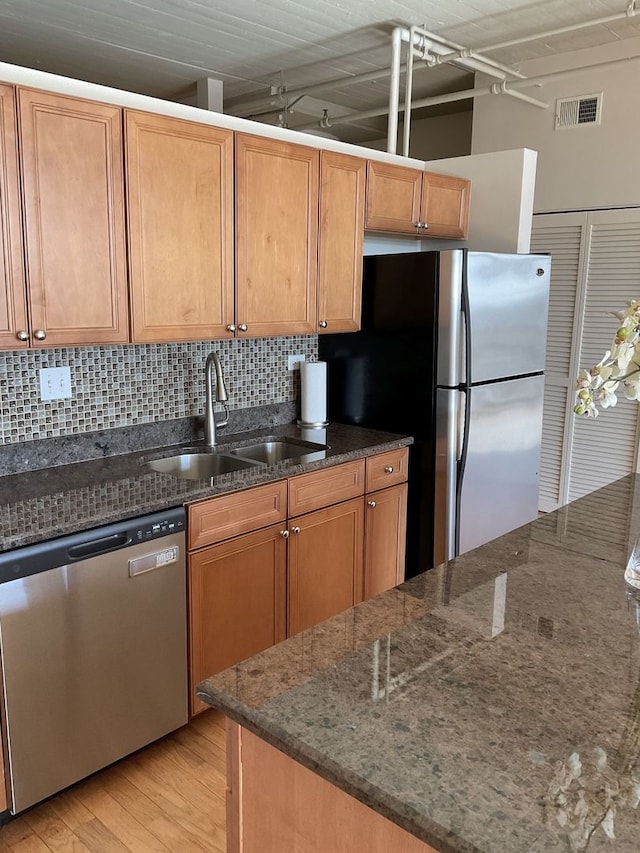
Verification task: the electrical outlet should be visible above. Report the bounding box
[39,367,72,401]
[287,354,306,371]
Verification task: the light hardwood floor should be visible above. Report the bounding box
[0,710,227,852]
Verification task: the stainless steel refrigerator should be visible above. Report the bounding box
[318,249,550,576]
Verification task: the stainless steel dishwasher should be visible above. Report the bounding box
[0,507,188,814]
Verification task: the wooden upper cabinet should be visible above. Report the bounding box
[18,89,129,346]
[235,134,318,337]
[0,84,28,350]
[365,161,422,234]
[421,171,470,239]
[125,111,234,342]
[317,152,365,333]
[365,159,470,239]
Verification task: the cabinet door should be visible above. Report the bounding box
[189,522,287,715]
[18,89,128,346]
[318,152,365,333]
[288,497,364,636]
[235,134,318,337]
[420,172,470,239]
[364,161,422,234]
[125,111,234,342]
[364,483,408,601]
[0,84,28,350]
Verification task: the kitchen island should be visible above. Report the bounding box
[197,474,640,853]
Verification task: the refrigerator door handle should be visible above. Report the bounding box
[454,388,471,560]
[456,391,466,462]
[434,388,468,565]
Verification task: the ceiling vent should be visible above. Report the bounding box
[555,93,602,130]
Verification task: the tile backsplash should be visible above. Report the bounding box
[0,336,318,445]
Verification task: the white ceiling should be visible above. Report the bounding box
[1,0,640,143]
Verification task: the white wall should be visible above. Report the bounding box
[422,148,538,253]
[471,37,640,212]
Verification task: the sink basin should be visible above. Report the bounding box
[145,451,260,480]
[231,440,329,465]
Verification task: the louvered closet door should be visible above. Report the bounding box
[532,209,640,511]
[531,213,586,511]
[568,210,640,502]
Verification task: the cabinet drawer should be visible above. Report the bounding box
[365,447,409,492]
[288,460,365,517]
[188,481,287,550]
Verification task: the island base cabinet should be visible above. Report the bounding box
[227,721,437,853]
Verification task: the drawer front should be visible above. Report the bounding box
[365,447,409,492]
[288,460,365,517]
[188,481,287,550]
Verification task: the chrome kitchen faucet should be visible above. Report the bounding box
[204,352,229,447]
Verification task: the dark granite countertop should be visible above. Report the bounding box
[0,421,412,552]
[198,474,640,853]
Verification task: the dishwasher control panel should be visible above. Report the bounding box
[134,515,185,542]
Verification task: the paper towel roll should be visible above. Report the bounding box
[299,361,328,426]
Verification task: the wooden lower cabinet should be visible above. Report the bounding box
[364,482,408,600]
[288,497,364,636]
[227,722,437,853]
[187,453,409,713]
[188,522,287,715]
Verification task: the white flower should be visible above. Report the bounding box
[575,300,640,417]
[596,381,619,408]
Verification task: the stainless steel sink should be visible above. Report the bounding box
[145,451,260,479]
[231,439,329,465]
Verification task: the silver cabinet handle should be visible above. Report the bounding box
[414,221,428,230]
[280,529,289,539]
[238,323,248,332]
[16,330,29,342]
[226,324,236,332]
[291,526,301,534]
[319,320,328,329]
[33,330,46,341]
[384,465,394,474]
[368,500,376,508]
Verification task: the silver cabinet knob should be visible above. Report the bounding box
[384,465,394,474]
[319,320,328,329]
[238,323,248,332]
[291,526,301,534]
[33,330,47,341]
[368,500,376,508]
[16,330,29,342]
[226,324,236,332]
[280,529,289,539]
[414,221,428,230]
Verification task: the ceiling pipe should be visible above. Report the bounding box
[387,26,404,154]
[391,24,522,154]
[299,53,640,137]
[480,0,638,53]
[427,49,527,79]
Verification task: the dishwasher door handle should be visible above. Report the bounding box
[67,531,130,561]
